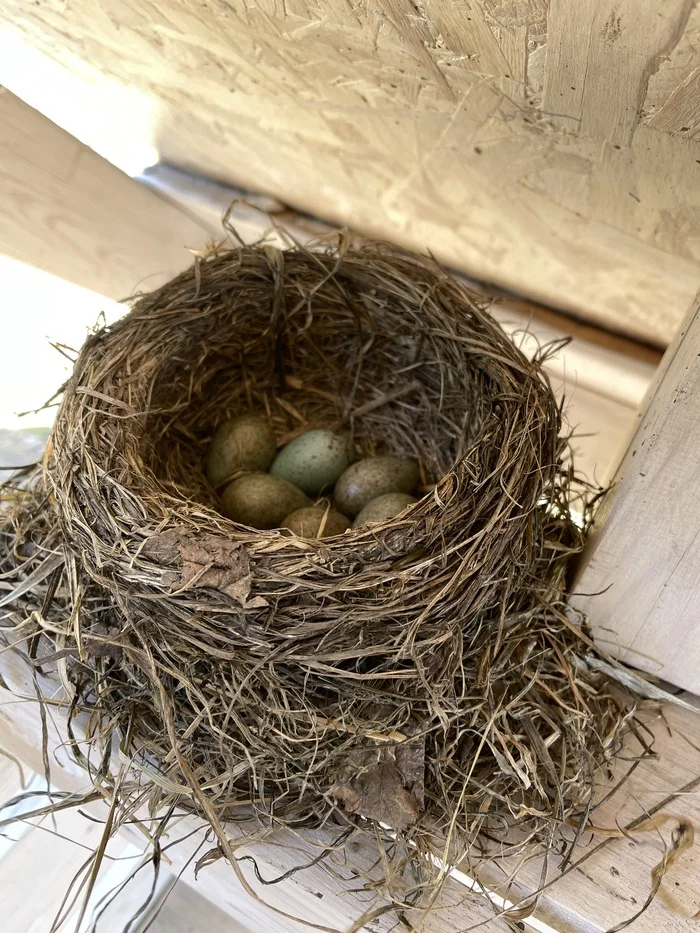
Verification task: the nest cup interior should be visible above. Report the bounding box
[67,244,563,546]
[41,240,625,862]
[142,253,495,510]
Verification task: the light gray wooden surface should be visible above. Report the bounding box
[0,87,687,931]
[2,641,700,932]
[0,94,659,486]
[576,289,700,693]
[0,88,211,300]
[0,674,512,932]
[0,750,254,933]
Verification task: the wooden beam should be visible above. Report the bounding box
[576,290,700,693]
[0,89,211,299]
[0,131,657,484]
[480,699,700,933]
[544,0,693,146]
[0,651,512,932]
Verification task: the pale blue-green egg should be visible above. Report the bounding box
[270,429,354,495]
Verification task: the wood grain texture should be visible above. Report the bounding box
[644,2,700,132]
[4,1,700,344]
[0,748,252,933]
[0,88,211,299]
[0,125,655,490]
[148,883,253,933]
[649,67,700,135]
[480,700,700,933]
[0,804,147,933]
[2,645,700,931]
[544,0,693,145]
[575,289,700,694]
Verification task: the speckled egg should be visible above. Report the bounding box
[334,456,419,517]
[353,493,418,528]
[220,473,310,529]
[206,413,276,487]
[282,505,351,538]
[270,429,354,495]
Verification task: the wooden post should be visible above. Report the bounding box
[0,89,211,298]
[575,290,700,693]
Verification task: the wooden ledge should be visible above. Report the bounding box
[1,645,699,932]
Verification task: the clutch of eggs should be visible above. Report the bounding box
[207,412,420,536]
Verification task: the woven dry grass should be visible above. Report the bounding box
[0,234,631,923]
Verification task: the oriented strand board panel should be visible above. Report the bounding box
[4,1,700,344]
[0,88,211,299]
[0,117,656,488]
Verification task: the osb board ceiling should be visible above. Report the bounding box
[5,0,700,345]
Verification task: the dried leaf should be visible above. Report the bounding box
[82,621,124,661]
[143,529,266,607]
[331,738,424,830]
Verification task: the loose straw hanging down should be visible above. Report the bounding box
[0,234,632,918]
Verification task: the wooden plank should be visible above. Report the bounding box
[2,645,700,931]
[649,67,700,137]
[0,88,211,299]
[0,145,655,502]
[3,3,700,343]
[148,882,253,933]
[575,290,700,694]
[0,804,132,933]
[493,313,651,486]
[142,162,661,414]
[478,700,700,933]
[0,655,512,933]
[544,0,693,146]
[0,748,26,803]
[0,760,253,932]
[0,140,656,486]
[644,2,700,132]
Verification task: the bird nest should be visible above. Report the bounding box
[0,235,630,919]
